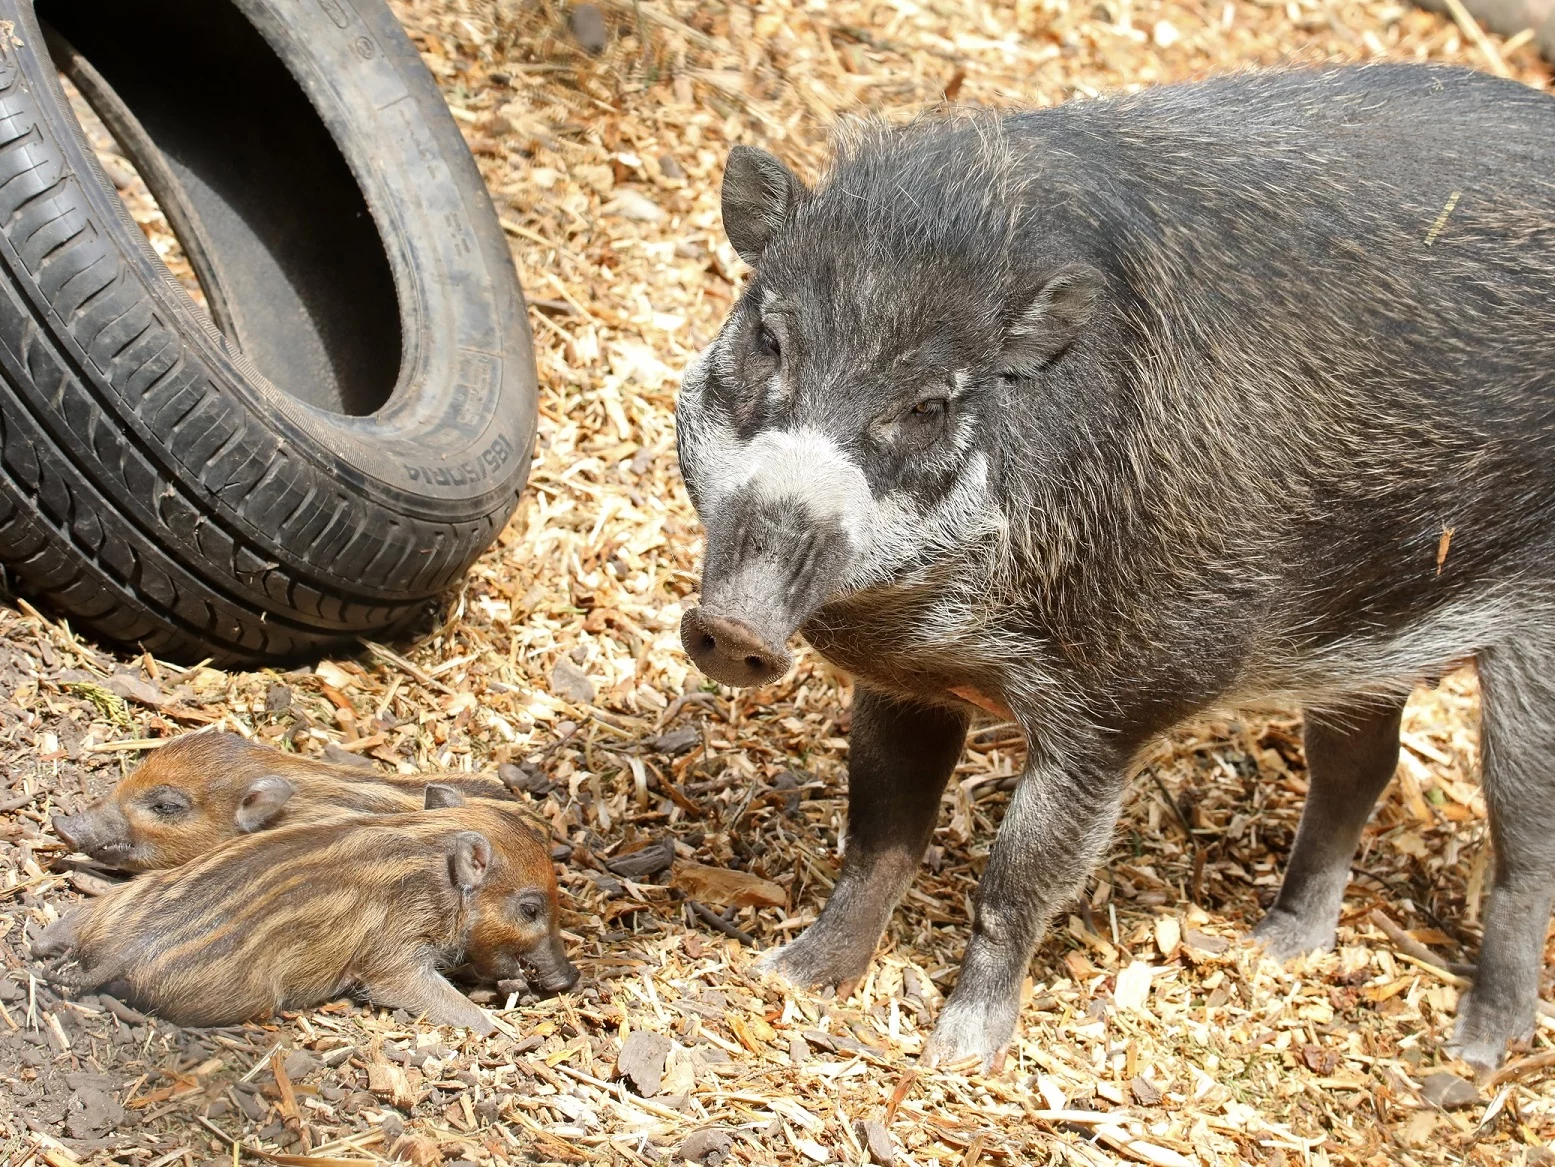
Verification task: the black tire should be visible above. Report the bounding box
[0,0,537,664]
[1413,0,1555,63]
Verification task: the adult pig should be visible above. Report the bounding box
[674,64,1555,1070]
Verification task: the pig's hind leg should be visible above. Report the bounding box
[364,957,496,1036]
[1253,696,1405,959]
[758,690,969,992]
[1450,641,1555,1071]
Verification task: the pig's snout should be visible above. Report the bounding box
[52,813,86,850]
[526,934,580,993]
[680,608,793,687]
[53,809,130,862]
[677,426,870,684]
[682,491,855,687]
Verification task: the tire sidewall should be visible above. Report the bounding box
[19,0,538,525]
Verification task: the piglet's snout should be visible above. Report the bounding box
[680,608,792,687]
[540,961,581,994]
[53,809,129,860]
[527,934,580,993]
[51,813,86,850]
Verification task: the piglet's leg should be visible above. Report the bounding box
[364,959,495,1036]
[32,907,87,959]
[924,741,1126,1071]
[759,690,969,992]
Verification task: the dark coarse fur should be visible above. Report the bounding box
[52,730,520,872]
[675,64,1555,1071]
[40,799,577,1032]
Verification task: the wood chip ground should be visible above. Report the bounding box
[3,2,1554,1165]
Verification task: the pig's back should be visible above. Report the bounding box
[282,765,516,818]
[383,771,516,802]
[1016,66,1555,394]
[1003,68,1555,657]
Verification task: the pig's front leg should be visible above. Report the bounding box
[31,907,87,959]
[924,740,1125,1070]
[364,956,496,1036]
[759,689,969,992]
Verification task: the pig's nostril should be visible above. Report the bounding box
[681,607,792,687]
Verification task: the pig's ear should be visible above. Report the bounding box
[234,775,295,833]
[1001,263,1102,376]
[449,831,493,891]
[722,145,801,266]
[423,783,466,810]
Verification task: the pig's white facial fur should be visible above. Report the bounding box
[676,342,999,598]
[741,428,874,546]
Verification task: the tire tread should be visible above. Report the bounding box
[0,12,529,663]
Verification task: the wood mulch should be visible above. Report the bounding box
[2,2,1552,1165]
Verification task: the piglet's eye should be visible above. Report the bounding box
[517,899,543,923]
[142,788,189,818]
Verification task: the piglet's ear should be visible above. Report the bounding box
[234,775,294,833]
[722,145,802,267]
[1001,263,1102,377]
[449,831,493,892]
[423,783,466,810]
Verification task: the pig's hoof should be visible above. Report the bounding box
[755,932,873,992]
[1250,909,1335,961]
[921,998,1016,1074]
[1448,991,1532,1072]
[30,913,80,959]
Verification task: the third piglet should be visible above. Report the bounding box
[53,730,521,871]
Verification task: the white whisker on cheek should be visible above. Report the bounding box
[847,453,995,588]
[676,346,749,510]
[767,371,792,408]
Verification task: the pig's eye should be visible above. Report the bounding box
[754,323,780,361]
[142,788,189,818]
[908,398,947,421]
[515,895,546,924]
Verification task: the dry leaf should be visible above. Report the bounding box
[315,661,357,691]
[671,860,786,908]
[368,1062,416,1111]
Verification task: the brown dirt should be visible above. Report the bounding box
[3,2,1554,1166]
